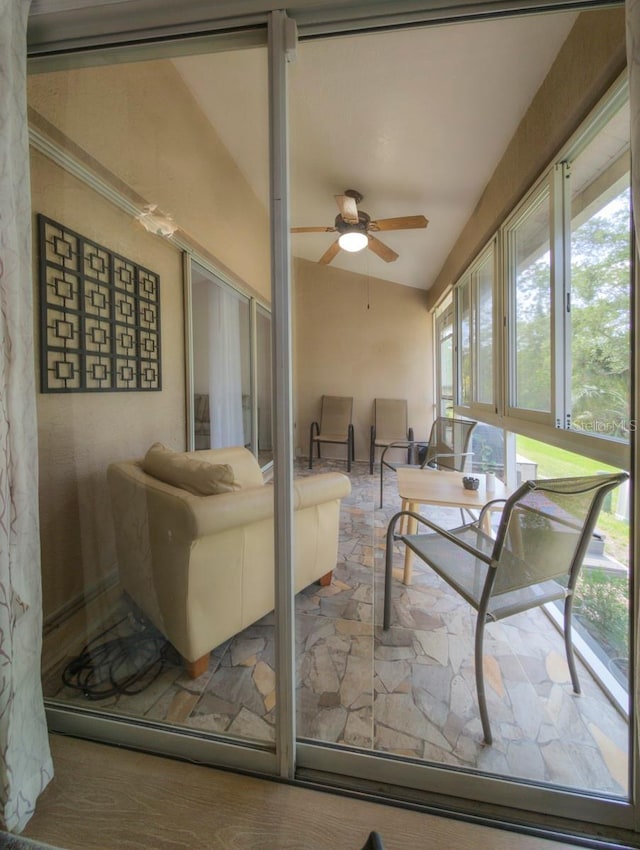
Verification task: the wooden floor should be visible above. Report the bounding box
[22,735,583,850]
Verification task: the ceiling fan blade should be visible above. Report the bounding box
[369,215,429,232]
[318,240,341,265]
[367,235,399,263]
[335,194,359,224]
[291,226,336,233]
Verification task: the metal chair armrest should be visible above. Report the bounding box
[381,439,428,468]
[424,449,473,470]
[389,509,495,564]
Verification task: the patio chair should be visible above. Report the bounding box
[379,416,477,508]
[383,471,629,744]
[369,398,414,474]
[309,395,355,472]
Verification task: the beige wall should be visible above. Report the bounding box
[427,7,627,309]
[31,150,186,620]
[28,59,271,302]
[294,258,433,463]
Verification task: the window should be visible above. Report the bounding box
[435,300,454,418]
[455,240,496,414]
[567,107,631,441]
[475,250,494,406]
[191,263,252,451]
[506,179,554,418]
[189,260,273,468]
[454,85,631,470]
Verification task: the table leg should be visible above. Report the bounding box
[480,508,492,535]
[403,500,418,585]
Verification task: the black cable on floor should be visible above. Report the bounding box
[62,615,174,700]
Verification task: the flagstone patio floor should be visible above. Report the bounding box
[44,459,629,798]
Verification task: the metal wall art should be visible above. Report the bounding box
[38,215,161,393]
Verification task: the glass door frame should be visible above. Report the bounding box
[29,3,639,840]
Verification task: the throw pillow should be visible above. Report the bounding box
[142,443,238,495]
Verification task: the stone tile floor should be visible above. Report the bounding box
[44,459,629,797]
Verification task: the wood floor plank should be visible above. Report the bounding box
[21,735,577,850]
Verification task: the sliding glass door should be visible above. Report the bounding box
[27,2,638,840]
[31,27,283,774]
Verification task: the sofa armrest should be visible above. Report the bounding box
[293,472,351,509]
[188,472,350,538]
[188,485,275,538]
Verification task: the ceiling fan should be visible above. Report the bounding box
[291,189,428,265]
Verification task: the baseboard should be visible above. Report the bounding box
[42,573,122,674]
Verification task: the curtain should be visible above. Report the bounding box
[0,0,53,832]
[209,284,245,447]
[627,0,640,785]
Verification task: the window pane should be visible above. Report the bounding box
[515,434,630,697]
[475,251,494,405]
[512,188,552,411]
[458,279,472,406]
[437,307,454,418]
[569,105,631,440]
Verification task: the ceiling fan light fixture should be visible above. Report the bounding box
[338,230,368,253]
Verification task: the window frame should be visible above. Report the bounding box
[452,76,631,472]
[454,236,498,419]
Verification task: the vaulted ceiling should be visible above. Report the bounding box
[173,11,578,290]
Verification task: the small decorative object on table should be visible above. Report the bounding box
[462,475,480,490]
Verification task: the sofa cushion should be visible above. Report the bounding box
[143,443,238,495]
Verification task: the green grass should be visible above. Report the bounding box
[516,435,621,477]
[516,435,629,566]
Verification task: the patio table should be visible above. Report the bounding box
[396,468,512,584]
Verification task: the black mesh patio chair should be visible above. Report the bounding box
[383,472,629,744]
[379,416,477,508]
[309,395,355,472]
[369,398,414,474]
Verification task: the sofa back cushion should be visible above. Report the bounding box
[186,445,265,489]
[143,443,239,495]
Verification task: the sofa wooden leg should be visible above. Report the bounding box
[319,570,333,586]
[184,653,209,679]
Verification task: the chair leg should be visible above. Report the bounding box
[309,422,320,469]
[564,594,581,694]
[379,462,384,509]
[474,616,493,745]
[369,427,375,475]
[383,521,395,630]
[347,424,354,472]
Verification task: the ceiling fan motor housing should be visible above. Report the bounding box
[335,210,371,234]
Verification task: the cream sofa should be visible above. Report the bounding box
[107,445,351,677]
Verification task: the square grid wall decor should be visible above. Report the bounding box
[38,214,162,393]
